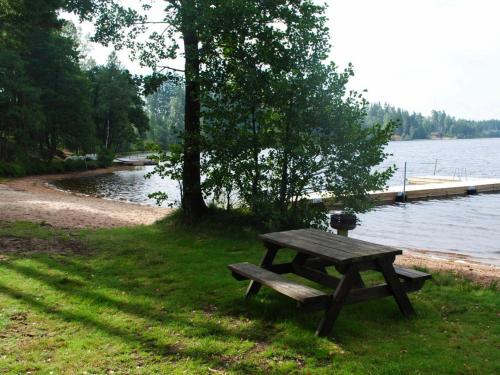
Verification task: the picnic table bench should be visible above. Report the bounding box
[228,228,431,336]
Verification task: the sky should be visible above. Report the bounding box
[69,0,500,121]
[327,0,500,121]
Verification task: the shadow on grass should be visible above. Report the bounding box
[5,254,415,339]
[0,259,337,366]
[29,254,352,340]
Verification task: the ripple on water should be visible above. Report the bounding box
[352,194,500,266]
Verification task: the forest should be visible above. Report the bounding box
[366,103,500,140]
[0,1,148,176]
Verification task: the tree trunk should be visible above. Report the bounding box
[181,17,207,220]
[251,107,260,196]
[105,119,110,149]
[279,120,291,216]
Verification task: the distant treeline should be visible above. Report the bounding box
[366,103,500,140]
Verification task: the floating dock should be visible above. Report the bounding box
[113,152,157,166]
[308,176,500,206]
[113,157,156,166]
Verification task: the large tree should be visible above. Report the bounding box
[200,2,395,228]
[91,0,210,218]
[88,0,341,220]
[88,1,395,225]
[0,0,95,160]
[88,53,148,152]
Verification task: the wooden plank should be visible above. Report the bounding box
[278,229,401,257]
[307,177,500,206]
[260,231,362,262]
[345,279,424,304]
[377,259,415,317]
[299,229,401,256]
[292,264,341,289]
[394,266,432,281]
[229,263,329,304]
[259,229,401,264]
[316,264,359,336]
[260,233,354,264]
[246,243,279,298]
[291,230,380,257]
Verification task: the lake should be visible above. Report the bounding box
[52,138,500,266]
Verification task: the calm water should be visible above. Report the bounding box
[52,138,500,265]
[52,167,181,207]
[353,138,500,265]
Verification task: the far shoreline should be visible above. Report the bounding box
[390,135,500,142]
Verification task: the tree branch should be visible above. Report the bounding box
[158,65,185,73]
[131,21,170,25]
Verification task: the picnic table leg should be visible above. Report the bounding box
[335,265,365,289]
[377,258,415,317]
[352,272,365,288]
[316,264,358,337]
[245,243,280,298]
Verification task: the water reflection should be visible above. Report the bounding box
[51,166,181,207]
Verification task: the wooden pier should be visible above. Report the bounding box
[308,176,500,206]
[113,152,157,166]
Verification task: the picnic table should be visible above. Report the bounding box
[228,228,431,336]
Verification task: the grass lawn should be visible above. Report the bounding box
[0,219,498,374]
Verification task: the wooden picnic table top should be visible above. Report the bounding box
[258,228,402,265]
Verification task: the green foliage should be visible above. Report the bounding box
[198,2,394,228]
[87,53,149,153]
[0,1,149,171]
[96,149,115,168]
[0,0,97,161]
[145,79,184,149]
[0,162,26,177]
[146,143,183,207]
[0,221,498,373]
[366,103,500,140]
[135,1,395,228]
[0,157,103,178]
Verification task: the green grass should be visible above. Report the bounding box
[0,220,498,374]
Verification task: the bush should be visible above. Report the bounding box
[0,150,118,177]
[86,160,99,170]
[0,162,26,177]
[64,159,87,172]
[97,150,115,168]
[0,157,102,177]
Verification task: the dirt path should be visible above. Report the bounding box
[0,168,171,229]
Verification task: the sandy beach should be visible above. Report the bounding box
[0,168,171,229]
[0,169,498,285]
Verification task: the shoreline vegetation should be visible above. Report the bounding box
[0,167,498,287]
[390,134,498,142]
[367,103,500,141]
